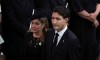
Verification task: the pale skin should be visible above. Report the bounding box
[29,19,45,39]
[90,4,100,28]
[78,3,100,28]
[51,12,68,32]
[90,4,100,20]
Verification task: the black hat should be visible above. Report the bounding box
[31,10,46,20]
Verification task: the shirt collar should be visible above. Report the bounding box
[55,25,68,37]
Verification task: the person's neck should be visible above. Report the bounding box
[33,31,44,40]
[56,24,67,32]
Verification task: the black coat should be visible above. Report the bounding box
[23,32,44,60]
[49,0,67,10]
[1,0,34,60]
[44,28,80,60]
[68,0,100,60]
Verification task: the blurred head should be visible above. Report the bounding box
[51,6,70,32]
[29,15,49,33]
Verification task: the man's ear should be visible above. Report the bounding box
[65,18,69,22]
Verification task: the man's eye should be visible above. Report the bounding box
[51,17,54,19]
[56,18,61,20]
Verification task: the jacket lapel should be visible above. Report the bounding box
[48,30,55,55]
[57,29,69,48]
[49,31,55,48]
[52,29,69,57]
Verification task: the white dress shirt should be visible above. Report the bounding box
[54,25,68,45]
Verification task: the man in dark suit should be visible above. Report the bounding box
[43,6,80,60]
[1,0,34,60]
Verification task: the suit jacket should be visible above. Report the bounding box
[44,28,80,60]
[1,0,34,60]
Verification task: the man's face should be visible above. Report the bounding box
[51,12,67,32]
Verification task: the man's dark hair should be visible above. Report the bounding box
[52,6,70,19]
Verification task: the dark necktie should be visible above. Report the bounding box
[53,33,59,46]
[51,33,59,58]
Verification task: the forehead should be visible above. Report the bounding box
[52,12,64,19]
[52,12,62,17]
[52,12,59,16]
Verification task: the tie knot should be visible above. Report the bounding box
[55,33,59,37]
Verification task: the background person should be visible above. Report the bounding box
[68,0,100,60]
[1,0,34,60]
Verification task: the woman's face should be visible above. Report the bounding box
[30,19,44,33]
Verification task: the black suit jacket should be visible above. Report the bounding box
[44,28,80,60]
[1,0,34,59]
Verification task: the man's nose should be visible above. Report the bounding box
[52,19,57,24]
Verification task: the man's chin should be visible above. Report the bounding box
[53,27,59,30]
